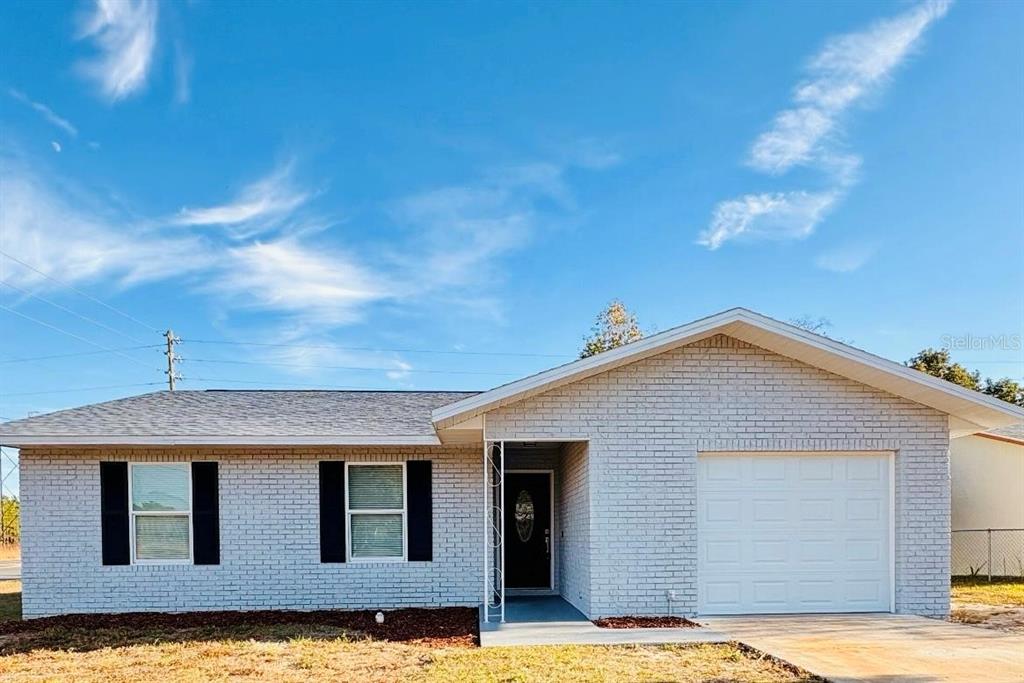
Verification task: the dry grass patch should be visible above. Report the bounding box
[0,639,818,683]
[951,577,1024,632]
[0,584,816,682]
[952,577,1024,606]
[0,545,19,562]
[426,643,818,682]
[0,633,430,683]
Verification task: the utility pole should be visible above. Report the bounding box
[164,329,181,391]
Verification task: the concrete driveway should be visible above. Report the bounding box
[702,613,1024,683]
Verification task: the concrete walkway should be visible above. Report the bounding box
[480,596,726,647]
[703,613,1024,683]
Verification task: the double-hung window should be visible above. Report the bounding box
[129,463,192,563]
[346,463,405,561]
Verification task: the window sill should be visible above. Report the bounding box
[346,557,407,564]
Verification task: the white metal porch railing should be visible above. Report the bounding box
[483,440,505,623]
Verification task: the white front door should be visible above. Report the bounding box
[697,452,892,615]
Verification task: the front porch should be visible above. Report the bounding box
[481,440,590,624]
[480,596,727,647]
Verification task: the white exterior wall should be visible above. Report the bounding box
[20,445,482,618]
[950,434,1024,575]
[485,335,951,618]
[557,441,590,615]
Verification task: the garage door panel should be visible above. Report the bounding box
[698,452,891,615]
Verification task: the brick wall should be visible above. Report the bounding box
[20,334,952,619]
[557,441,590,615]
[485,335,950,618]
[19,445,482,618]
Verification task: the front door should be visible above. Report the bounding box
[504,472,551,589]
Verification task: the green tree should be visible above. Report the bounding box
[906,348,981,391]
[982,377,1024,407]
[580,300,643,358]
[0,496,18,544]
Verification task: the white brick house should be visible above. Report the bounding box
[3,308,1021,620]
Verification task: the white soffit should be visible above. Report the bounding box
[432,308,1024,436]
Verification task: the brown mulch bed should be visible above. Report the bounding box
[593,615,701,629]
[0,606,478,646]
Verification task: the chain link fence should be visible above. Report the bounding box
[952,529,1024,579]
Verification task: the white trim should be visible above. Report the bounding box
[431,308,1024,430]
[889,451,897,614]
[344,462,407,563]
[128,462,193,566]
[505,469,556,591]
[1,434,441,447]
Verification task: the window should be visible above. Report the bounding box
[347,463,405,561]
[130,463,191,563]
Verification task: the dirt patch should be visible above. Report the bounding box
[0,606,478,646]
[951,603,1024,632]
[593,615,701,628]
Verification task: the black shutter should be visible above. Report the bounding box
[319,461,346,562]
[406,460,432,561]
[99,462,130,565]
[191,462,220,565]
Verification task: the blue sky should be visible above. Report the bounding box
[1,0,1022,450]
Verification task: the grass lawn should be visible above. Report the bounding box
[0,581,818,682]
[0,581,20,622]
[951,577,1024,607]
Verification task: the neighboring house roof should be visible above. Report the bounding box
[432,307,1024,437]
[0,390,478,447]
[977,423,1024,446]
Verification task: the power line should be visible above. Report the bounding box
[182,338,570,359]
[0,250,160,333]
[184,357,519,376]
[0,304,160,371]
[184,376,425,390]
[0,345,163,365]
[1,279,150,345]
[3,382,166,397]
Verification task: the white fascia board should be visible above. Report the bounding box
[431,307,1024,431]
[0,434,441,447]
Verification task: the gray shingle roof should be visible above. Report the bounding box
[987,423,1024,442]
[0,390,479,444]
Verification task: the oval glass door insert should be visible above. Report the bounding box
[515,490,535,542]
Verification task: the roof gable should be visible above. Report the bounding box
[431,308,1024,437]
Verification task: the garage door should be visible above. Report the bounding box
[697,452,892,615]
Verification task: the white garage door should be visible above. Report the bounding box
[697,452,892,615]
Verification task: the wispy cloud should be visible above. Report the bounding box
[1,161,213,288]
[814,243,876,273]
[173,163,312,236]
[75,0,159,101]
[50,141,62,153]
[2,148,600,374]
[699,1,951,250]
[698,190,838,250]
[210,239,390,325]
[7,89,78,137]
[172,39,192,105]
[392,161,573,292]
[748,0,951,174]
